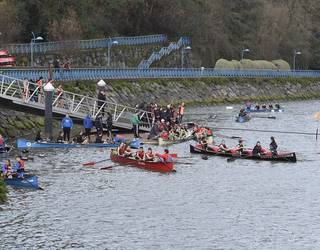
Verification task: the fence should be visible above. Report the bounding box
[1,68,320,81]
[1,35,168,54]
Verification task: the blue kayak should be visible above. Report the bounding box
[236,115,251,123]
[4,175,40,189]
[17,138,141,149]
[17,139,119,149]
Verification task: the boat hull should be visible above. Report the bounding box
[236,115,251,123]
[158,137,192,146]
[246,108,284,113]
[110,151,174,173]
[190,145,297,162]
[4,175,40,189]
[17,139,119,149]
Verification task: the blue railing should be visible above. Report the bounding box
[1,35,167,54]
[138,36,191,68]
[1,68,320,81]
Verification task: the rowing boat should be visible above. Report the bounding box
[190,144,297,162]
[17,139,119,149]
[110,150,174,173]
[236,115,251,123]
[246,108,284,113]
[3,175,41,189]
[158,136,193,146]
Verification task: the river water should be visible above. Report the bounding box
[1,100,320,250]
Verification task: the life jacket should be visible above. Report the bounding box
[118,146,126,155]
[207,129,213,136]
[17,160,25,170]
[157,153,172,162]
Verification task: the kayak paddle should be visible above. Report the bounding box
[82,158,110,166]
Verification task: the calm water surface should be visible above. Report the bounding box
[1,100,320,250]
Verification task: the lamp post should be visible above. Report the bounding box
[241,48,250,60]
[43,82,55,140]
[181,46,191,68]
[293,50,301,70]
[30,32,44,68]
[107,39,119,67]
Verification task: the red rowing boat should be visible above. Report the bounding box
[110,150,174,173]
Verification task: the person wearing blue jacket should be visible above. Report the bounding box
[83,115,93,138]
[61,114,73,142]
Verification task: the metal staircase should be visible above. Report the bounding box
[0,74,152,132]
[138,36,190,68]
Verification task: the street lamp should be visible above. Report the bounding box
[181,46,191,68]
[43,81,55,140]
[107,39,119,67]
[293,50,301,70]
[30,32,44,68]
[241,48,250,60]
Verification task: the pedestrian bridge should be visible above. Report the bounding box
[0,74,152,132]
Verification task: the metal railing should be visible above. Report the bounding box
[0,74,153,131]
[1,35,167,54]
[138,36,190,68]
[1,68,320,81]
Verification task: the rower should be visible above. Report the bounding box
[275,103,280,109]
[268,104,273,109]
[124,144,133,157]
[145,148,154,161]
[262,104,267,109]
[156,149,173,162]
[235,139,245,154]
[200,138,208,150]
[117,142,126,156]
[255,104,260,110]
[252,141,264,156]
[0,134,5,153]
[218,140,229,152]
[1,160,12,178]
[135,147,145,160]
[270,136,278,156]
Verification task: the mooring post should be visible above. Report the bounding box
[44,82,55,141]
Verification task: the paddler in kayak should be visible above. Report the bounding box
[145,148,155,161]
[1,159,12,178]
[156,149,173,162]
[238,109,247,117]
[13,156,25,178]
[135,147,145,160]
[270,136,278,155]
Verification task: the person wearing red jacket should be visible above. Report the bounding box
[156,149,173,162]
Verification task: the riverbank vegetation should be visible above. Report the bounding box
[0,0,320,69]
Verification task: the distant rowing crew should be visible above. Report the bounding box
[116,143,173,162]
[199,136,279,156]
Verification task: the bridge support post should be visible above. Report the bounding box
[44,82,55,140]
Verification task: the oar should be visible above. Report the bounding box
[252,116,276,119]
[100,166,114,170]
[82,158,110,166]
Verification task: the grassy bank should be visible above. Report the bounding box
[0,179,7,203]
